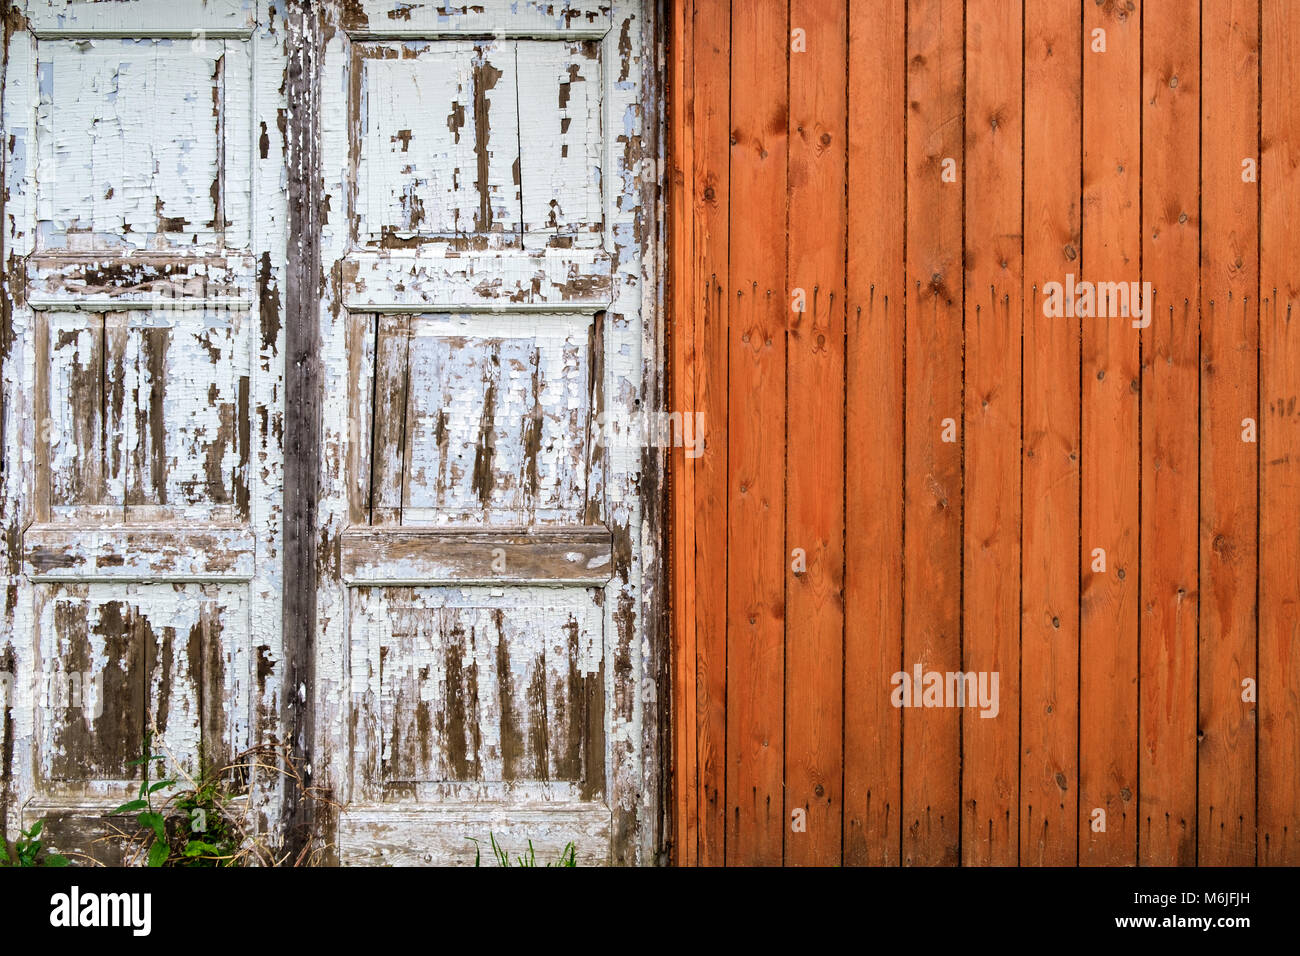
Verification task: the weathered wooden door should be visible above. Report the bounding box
[1,0,289,860]
[313,0,662,866]
[2,0,664,867]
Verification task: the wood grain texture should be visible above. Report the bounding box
[283,0,322,858]
[1020,0,1081,867]
[1139,0,1201,867]
[25,526,256,580]
[902,0,964,867]
[844,0,906,868]
[785,0,846,867]
[668,0,698,867]
[670,0,1300,870]
[691,0,731,869]
[1079,0,1141,867]
[1260,0,1300,867]
[339,527,613,584]
[1198,0,1258,867]
[6,0,1300,870]
[337,805,611,867]
[961,0,1022,867]
[726,0,787,866]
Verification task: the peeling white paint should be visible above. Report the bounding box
[2,0,289,855]
[316,0,658,865]
[2,0,663,867]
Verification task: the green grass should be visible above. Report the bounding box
[468,833,578,867]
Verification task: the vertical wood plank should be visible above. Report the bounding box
[961,0,1022,867]
[1199,0,1259,867]
[903,0,964,866]
[727,0,788,866]
[1260,0,1300,867]
[844,0,906,867]
[692,0,731,868]
[1140,0,1201,867]
[668,0,698,867]
[1021,0,1081,867]
[282,0,322,857]
[670,0,1289,870]
[1080,0,1140,866]
[785,0,846,867]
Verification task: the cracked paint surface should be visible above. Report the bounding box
[318,0,662,865]
[2,0,286,859]
[1,0,665,867]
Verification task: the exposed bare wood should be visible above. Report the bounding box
[24,526,256,580]
[283,0,322,857]
[337,804,611,866]
[340,528,613,584]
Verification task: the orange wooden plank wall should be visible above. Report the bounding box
[669,0,1300,865]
